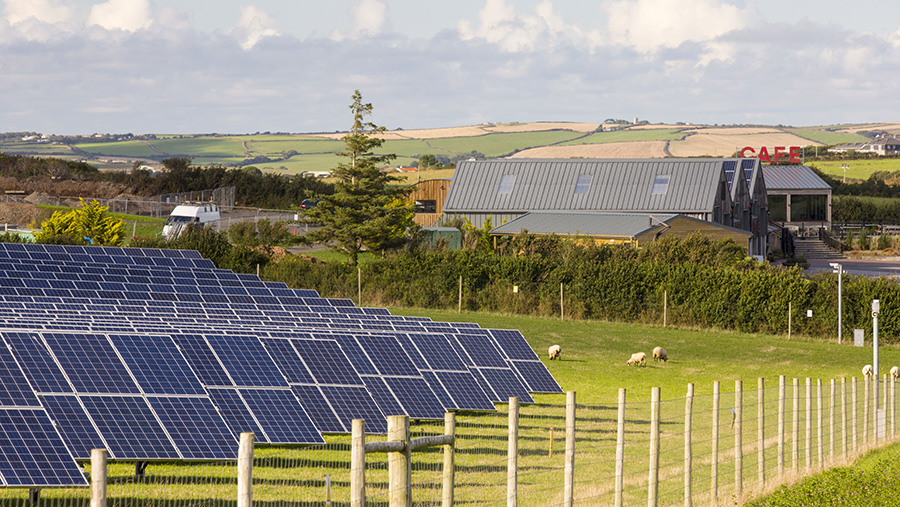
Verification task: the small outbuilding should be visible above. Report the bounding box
[408,179,451,227]
[762,165,831,230]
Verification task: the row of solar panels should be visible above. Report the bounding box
[0,244,562,488]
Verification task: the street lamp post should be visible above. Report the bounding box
[830,263,843,344]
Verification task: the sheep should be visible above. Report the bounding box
[548,345,561,361]
[652,346,668,363]
[862,364,873,378]
[891,366,899,379]
[626,351,647,367]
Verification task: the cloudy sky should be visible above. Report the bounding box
[3,0,900,135]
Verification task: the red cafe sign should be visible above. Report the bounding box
[739,146,803,164]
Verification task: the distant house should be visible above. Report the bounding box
[762,165,831,230]
[443,158,768,255]
[828,135,900,156]
[408,179,451,227]
[489,211,751,247]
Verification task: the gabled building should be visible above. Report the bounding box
[444,158,768,254]
[762,165,831,230]
[828,135,900,156]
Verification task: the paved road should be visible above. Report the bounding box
[806,257,900,278]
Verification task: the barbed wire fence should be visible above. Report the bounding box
[4,374,898,506]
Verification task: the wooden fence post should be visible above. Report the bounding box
[508,397,519,507]
[615,389,626,507]
[817,379,823,467]
[351,420,365,507]
[778,376,785,480]
[560,283,564,320]
[829,379,835,460]
[841,378,847,456]
[880,375,886,442]
[237,432,254,507]
[388,415,411,507]
[712,381,720,506]
[757,378,765,487]
[685,383,694,507]
[892,375,896,439]
[664,290,668,327]
[864,375,870,446]
[734,380,742,499]
[805,378,811,471]
[649,387,661,507]
[458,275,462,313]
[852,377,858,452]
[90,448,107,507]
[792,378,799,473]
[565,391,576,507]
[443,413,455,507]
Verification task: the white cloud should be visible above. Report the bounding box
[87,0,153,32]
[352,0,388,36]
[4,0,75,27]
[458,0,578,52]
[232,6,280,50]
[602,0,748,54]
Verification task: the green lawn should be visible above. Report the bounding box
[811,159,900,180]
[786,129,869,145]
[425,131,587,157]
[559,128,685,145]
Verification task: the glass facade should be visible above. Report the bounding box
[769,195,786,221]
[790,194,827,221]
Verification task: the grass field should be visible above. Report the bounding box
[558,128,685,145]
[786,129,869,145]
[811,159,900,180]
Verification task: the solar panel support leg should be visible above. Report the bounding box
[29,489,39,506]
[135,461,148,479]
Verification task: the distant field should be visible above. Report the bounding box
[74,140,160,158]
[425,131,586,157]
[812,159,900,180]
[787,128,869,145]
[558,128,685,145]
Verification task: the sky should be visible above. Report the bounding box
[3,0,900,135]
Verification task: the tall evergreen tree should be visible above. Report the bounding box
[304,90,416,265]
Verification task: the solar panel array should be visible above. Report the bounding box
[0,243,562,487]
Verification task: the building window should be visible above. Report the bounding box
[791,194,827,221]
[769,195,786,221]
[497,174,516,195]
[574,174,592,194]
[651,175,670,195]
[415,200,437,213]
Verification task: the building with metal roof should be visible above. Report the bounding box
[443,158,770,254]
[489,211,751,247]
[761,165,831,230]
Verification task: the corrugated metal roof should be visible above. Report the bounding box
[490,211,677,237]
[761,165,831,190]
[444,158,728,213]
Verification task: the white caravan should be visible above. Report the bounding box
[162,202,220,239]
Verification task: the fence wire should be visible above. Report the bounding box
[4,376,898,506]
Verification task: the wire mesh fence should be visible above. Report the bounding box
[4,375,899,506]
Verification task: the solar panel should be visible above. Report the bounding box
[476,368,533,404]
[79,395,180,460]
[170,334,233,387]
[319,385,387,433]
[289,385,346,433]
[509,360,563,394]
[383,377,445,420]
[207,388,267,443]
[433,371,496,411]
[41,333,140,394]
[204,334,288,387]
[238,389,324,444]
[108,334,206,396]
[0,408,88,487]
[146,396,237,460]
[0,344,42,406]
[40,395,106,460]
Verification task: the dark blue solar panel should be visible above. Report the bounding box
[329,334,378,375]
[362,377,404,419]
[454,334,507,368]
[510,360,564,393]
[318,385,387,434]
[421,371,453,409]
[384,377,445,419]
[477,368,533,404]
[488,329,538,361]
[290,339,364,386]
[354,335,419,376]
[207,389,267,443]
[147,396,237,460]
[109,334,206,395]
[410,334,468,370]
[80,395,180,460]
[171,334,232,387]
[42,333,140,394]
[261,338,316,384]
[238,389,323,444]
[41,395,106,460]
[0,344,41,406]
[205,334,287,387]
[290,385,345,433]
[0,408,87,487]
[435,371,496,411]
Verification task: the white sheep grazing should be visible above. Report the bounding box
[626,351,647,367]
[891,366,899,379]
[862,364,874,378]
[548,345,561,361]
[652,346,668,363]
